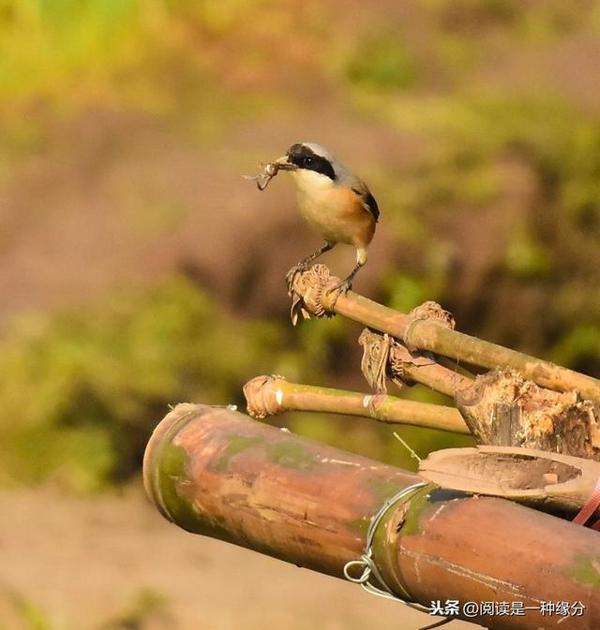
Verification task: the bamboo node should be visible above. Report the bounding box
[287,264,337,325]
[363,393,388,416]
[403,301,455,350]
[243,374,286,419]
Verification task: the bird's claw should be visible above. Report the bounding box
[328,278,353,297]
[285,263,309,289]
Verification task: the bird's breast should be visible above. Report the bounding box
[295,181,374,246]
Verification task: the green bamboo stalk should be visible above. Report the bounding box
[358,327,473,397]
[390,353,472,397]
[243,375,470,434]
[289,265,600,403]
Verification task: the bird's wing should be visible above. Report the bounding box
[351,180,380,222]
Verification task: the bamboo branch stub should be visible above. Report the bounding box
[401,300,456,351]
[243,374,470,434]
[287,265,600,403]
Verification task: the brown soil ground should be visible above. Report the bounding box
[0,485,475,630]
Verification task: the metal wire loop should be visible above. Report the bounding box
[343,481,436,617]
[342,553,372,583]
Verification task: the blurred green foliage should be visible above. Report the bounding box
[100,588,168,630]
[0,0,163,108]
[344,33,417,90]
[553,325,600,375]
[11,595,52,630]
[0,0,284,118]
[0,277,282,490]
[2,586,168,630]
[390,94,599,336]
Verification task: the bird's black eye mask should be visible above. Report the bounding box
[287,144,336,181]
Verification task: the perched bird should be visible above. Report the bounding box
[273,142,379,293]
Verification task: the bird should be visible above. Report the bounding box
[273,142,379,293]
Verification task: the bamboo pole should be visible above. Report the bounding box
[288,265,600,403]
[243,374,470,434]
[144,404,600,630]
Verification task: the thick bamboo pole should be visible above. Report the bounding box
[288,265,600,402]
[243,374,470,434]
[144,404,600,630]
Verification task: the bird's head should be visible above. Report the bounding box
[274,143,338,191]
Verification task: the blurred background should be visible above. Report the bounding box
[0,1,599,628]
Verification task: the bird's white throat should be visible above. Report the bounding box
[291,168,335,193]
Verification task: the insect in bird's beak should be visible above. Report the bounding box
[244,155,297,190]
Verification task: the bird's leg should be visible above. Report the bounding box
[330,261,363,294]
[329,246,367,294]
[286,242,335,287]
[300,241,336,267]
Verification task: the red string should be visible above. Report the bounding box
[573,475,600,529]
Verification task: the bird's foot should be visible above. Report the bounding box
[285,262,309,289]
[328,277,353,296]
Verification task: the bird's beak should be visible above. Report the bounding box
[273,155,297,171]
